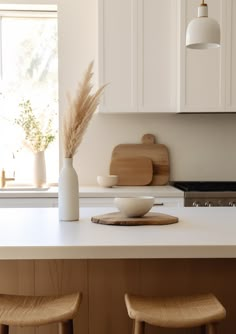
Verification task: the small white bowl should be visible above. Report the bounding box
[97,175,118,188]
[114,196,155,218]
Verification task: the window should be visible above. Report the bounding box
[0,5,58,185]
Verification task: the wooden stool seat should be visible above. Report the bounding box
[125,293,226,332]
[0,292,82,334]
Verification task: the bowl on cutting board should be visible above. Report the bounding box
[114,196,155,218]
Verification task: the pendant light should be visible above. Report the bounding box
[186,0,220,49]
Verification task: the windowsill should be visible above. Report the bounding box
[0,186,58,198]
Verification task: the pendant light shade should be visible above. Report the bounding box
[186,0,220,49]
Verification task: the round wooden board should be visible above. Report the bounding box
[91,212,178,226]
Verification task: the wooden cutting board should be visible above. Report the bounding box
[110,134,169,185]
[91,212,178,226]
[110,157,153,186]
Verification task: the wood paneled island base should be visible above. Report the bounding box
[0,259,233,334]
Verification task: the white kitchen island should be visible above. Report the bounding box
[0,206,235,259]
[0,206,235,334]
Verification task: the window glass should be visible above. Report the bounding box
[0,9,58,184]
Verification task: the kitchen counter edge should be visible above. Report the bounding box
[0,185,184,198]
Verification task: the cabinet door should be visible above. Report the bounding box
[80,197,184,208]
[179,0,226,113]
[153,197,184,208]
[226,0,236,111]
[98,0,177,113]
[99,0,138,113]
[137,0,177,112]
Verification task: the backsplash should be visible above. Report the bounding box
[74,112,236,185]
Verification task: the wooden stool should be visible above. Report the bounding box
[125,293,226,334]
[0,292,82,334]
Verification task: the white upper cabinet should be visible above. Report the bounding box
[137,0,177,113]
[178,0,225,113]
[99,0,137,113]
[98,0,177,113]
[99,0,236,113]
[179,0,236,113]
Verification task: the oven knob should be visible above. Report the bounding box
[204,201,212,207]
[193,201,200,207]
[229,201,236,207]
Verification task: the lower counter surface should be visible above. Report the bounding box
[0,206,236,259]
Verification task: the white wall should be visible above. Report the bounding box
[58,0,236,185]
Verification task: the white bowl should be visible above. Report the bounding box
[114,196,155,218]
[97,175,118,188]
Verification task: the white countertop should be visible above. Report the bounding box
[79,185,183,198]
[0,185,183,198]
[0,206,236,260]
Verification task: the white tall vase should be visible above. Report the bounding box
[33,151,46,188]
[59,157,79,221]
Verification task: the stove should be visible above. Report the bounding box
[172,181,236,207]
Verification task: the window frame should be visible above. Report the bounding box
[0,4,59,187]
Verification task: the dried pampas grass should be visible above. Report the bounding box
[62,62,106,158]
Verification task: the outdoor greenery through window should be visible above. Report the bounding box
[0,5,58,185]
